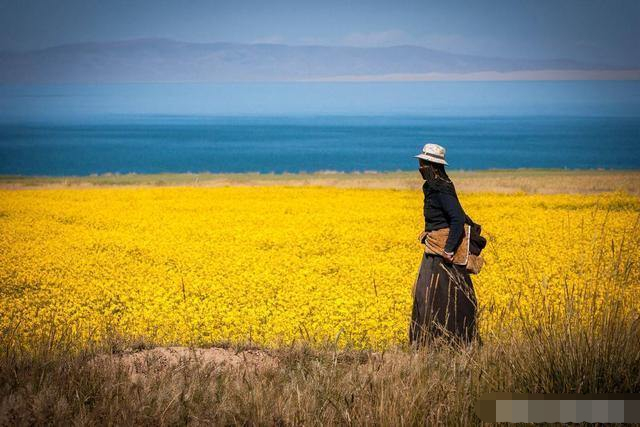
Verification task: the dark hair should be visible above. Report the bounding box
[419,158,451,183]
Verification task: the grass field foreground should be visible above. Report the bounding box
[1,172,639,424]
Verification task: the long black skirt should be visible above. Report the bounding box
[409,253,481,346]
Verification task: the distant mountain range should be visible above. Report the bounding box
[0,38,637,83]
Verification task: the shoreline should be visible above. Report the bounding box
[1,169,639,194]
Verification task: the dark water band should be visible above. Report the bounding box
[476,393,640,423]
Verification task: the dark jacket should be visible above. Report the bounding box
[422,178,466,253]
[422,178,488,256]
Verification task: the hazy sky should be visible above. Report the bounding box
[0,0,639,66]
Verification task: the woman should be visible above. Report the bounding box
[409,143,481,347]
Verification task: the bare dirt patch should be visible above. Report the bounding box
[98,346,280,380]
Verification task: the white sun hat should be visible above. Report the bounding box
[414,143,448,166]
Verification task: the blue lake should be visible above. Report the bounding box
[1,115,639,175]
[0,81,639,175]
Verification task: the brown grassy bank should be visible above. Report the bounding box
[1,169,640,194]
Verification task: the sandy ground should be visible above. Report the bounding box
[96,346,281,380]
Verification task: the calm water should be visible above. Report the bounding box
[0,115,639,175]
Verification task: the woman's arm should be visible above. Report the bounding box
[438,191,466,254]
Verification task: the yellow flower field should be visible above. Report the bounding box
[1,186,639,350]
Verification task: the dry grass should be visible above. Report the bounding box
[1,169,639,194]
[2,280,638,426]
